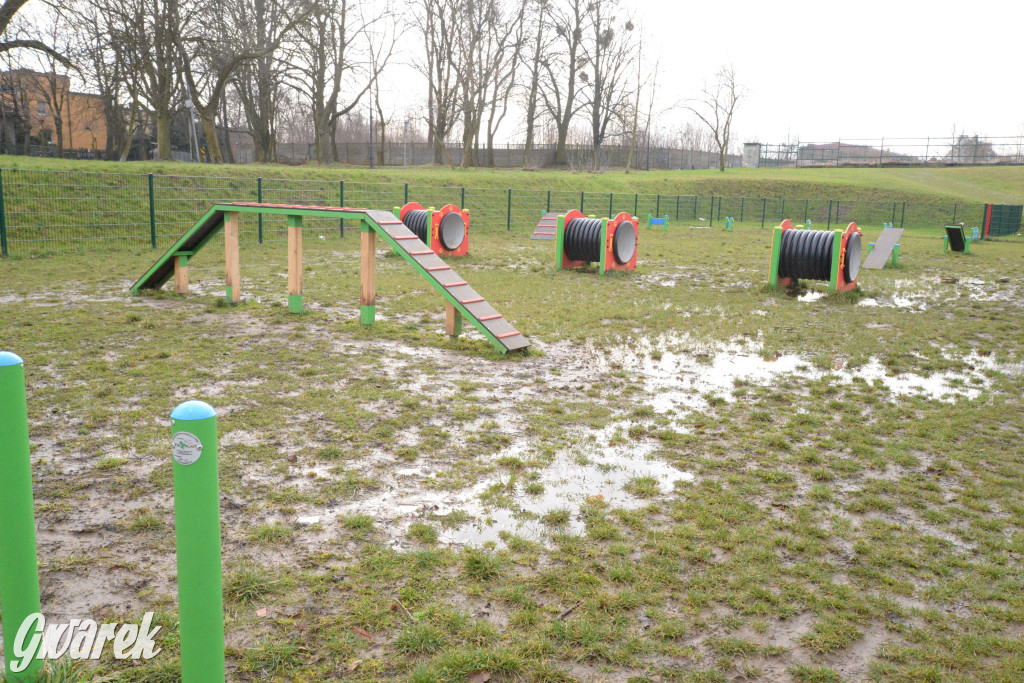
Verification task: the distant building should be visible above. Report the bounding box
[0,69,107,156]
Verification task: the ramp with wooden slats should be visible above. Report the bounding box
[531,212,561,240]
[131,203,529,354]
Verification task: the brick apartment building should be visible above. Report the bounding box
[0,69,107,156]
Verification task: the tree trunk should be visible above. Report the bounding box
[555,123,569,165]
[199,112,224,163]
[156,109,172,160]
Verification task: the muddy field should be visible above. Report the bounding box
[1,226,1023,682]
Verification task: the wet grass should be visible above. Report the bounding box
[1,224,1023,680]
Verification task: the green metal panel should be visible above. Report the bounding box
[769,227,782,288]
[598,218,609,275]
[829,231,842,291]
[555,214,566,269]
[988,204,1023,237]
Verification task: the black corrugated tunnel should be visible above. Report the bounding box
[564,217,604,262]
[402,209,430,243]
[779,229,837,282]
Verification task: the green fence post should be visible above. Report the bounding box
[804,199,809,224]
[0,352,43,681]
[171,400,226,682]
[507,188,512,231]
[655,194,660,219]
[257,177,264,244]
[339,180,345,238]
[634,193,638,216]
[761,197,767,228]
[404,182,409,205]
[546,189,550,213]
[580,191,584,212]
[148,173,157,248]
[740,197,744,223]
[676,195,680,221]
[900,202,906,230]
[462,186,466,209]
[0,168,7,258]
[693,196,697,219]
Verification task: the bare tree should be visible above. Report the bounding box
[539,0,586,165]
[0,0,71,66]
[412,0,459,165]
[95,0,190,160]
[232,0,292,162]
[521,0,551,167]
[580,0,636,165]
[453,0,525,167]
[289,0,393,163]
[686,64,744,172]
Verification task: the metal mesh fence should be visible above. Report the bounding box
[0,168,1002,257]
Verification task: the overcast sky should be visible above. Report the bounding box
[373,0,1024,148]
[32,0,1024,148]
[630,0,1024,144]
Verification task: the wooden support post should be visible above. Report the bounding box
[446,301,462,337]
[287,215,303,313]
[224,211,240,304]
[445,302,463,338]
[174,255,189,295]
[360,222,376,325]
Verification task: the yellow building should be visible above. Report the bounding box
[0,69,108,155]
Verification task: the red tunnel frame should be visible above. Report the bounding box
[399,202,470,257]
[605,211,639,272]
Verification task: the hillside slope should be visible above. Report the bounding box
[3,155,1021,204]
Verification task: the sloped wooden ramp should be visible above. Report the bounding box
[531,212,562,240]
[131,203,529,354]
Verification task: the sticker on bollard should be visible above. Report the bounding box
[172,432,203,465]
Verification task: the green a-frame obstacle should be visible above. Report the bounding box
[130,203,529,354]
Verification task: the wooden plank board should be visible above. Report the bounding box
[861,227,904,269]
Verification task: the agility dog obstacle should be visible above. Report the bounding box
[943,224,975,254]
[394,202,469,257]
[769,219,862,292]
[130,203,528,353]
[554,210,639,274]
[531,211,562,240]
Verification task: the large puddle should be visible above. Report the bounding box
[322,425,695,548]
[283,336,1014,549]
[600,334,1005,413]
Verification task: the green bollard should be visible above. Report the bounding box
[171,400,226,681]
[0,352,43,680]
[891,244,900,266]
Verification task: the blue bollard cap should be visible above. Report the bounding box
[0,351,24,367]
[171,400,217,421]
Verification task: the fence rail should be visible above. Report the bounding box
[0,168,1000,257]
